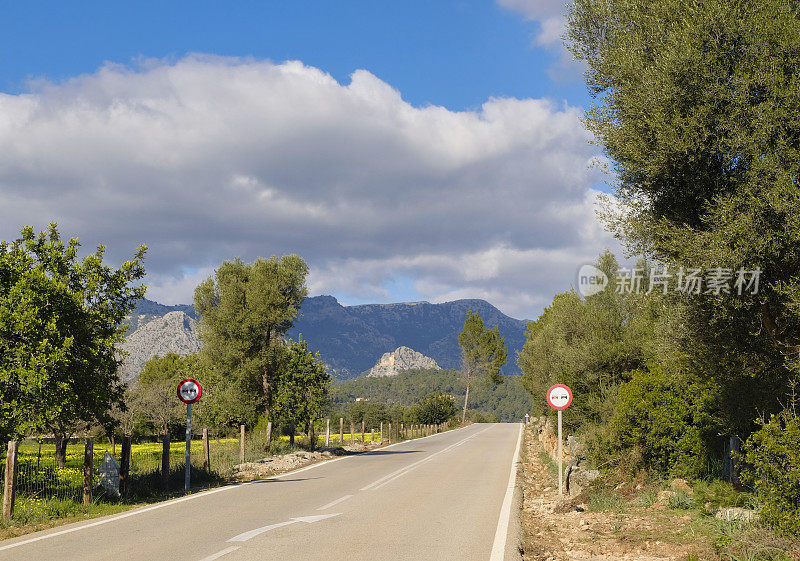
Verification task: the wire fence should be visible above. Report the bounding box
[1,422,447,510]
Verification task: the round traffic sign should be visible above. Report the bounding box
[177,378,202,404]
[547,384,572,410]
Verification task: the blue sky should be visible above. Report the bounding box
[0,1,616,319]
[1,1,588,110]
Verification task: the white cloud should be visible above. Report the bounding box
[497,0,585,83]
[0,56,617,318]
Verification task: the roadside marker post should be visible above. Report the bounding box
[177,378,203,494]
[546,384,573,496]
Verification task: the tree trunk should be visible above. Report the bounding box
[262,367,272,452]
[461,379,471,423]
[54,433,69,468]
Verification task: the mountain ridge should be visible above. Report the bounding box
[127,295,529,380]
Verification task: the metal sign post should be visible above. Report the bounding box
[177,378,203,494]
[546,384,573,496]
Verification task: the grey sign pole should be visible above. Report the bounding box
[185,402,192,493]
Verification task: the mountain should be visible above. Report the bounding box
[118,311,201,383]
[365,346,441,378]
[122,296,529,380]
[125,299,197,335]
[287,296,528,378]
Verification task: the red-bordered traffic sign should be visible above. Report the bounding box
[177,378,202,404]
[547,384,572,410]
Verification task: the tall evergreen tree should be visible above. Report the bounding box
[194,255,307,449]
[457,310,507,422]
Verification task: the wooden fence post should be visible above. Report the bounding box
[361,421,365,443]
[240,425,246,464]
[265,421,273,454]
[371,428,375,444]
[2,441,18,518]
[83,438,93,506]
[380,422,384,443]
[120,436,131,497]
[388,423,392,444]
[202,428,211,472]
[350,421,355,445]
[162,432,170,490]
[325,418,330,447]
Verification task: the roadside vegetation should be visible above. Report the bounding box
[517,0,800,555]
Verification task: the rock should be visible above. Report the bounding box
[118,311,201,383]
[365,346,441,377]
[715,507,757,522]
[670,478,693,494]
[656,490,675,505]
[566,465,599,496]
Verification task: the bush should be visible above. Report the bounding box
[415,392,457,424]
[740,408,800,536]
[609,367,718,479]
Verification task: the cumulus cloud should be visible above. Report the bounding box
[0,56,616,319]
[497,0,585,82]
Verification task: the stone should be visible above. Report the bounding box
[715,507,757,522]
[656,490,675,505]
[98,451,120,497]
[670,478,693,494]
[365,346,441,377]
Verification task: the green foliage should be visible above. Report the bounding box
[518,251,655,428]
[458,309,507,420]
[567,0,799,434]
[610,367,721,479]
[347,401,389,427]
[329,368,532,422]
[0,224,146,446]
[740,408,800,535]
[128,353,209,435]
[194,255,308,424]
[273,338,330,429]
[415,392,457,425]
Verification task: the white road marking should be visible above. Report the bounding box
[227,512,342,543]
[199,546,240,561]
[0,455,349,553]
[0,424,474,555]
[361,425,493,491]
[489,423,524,561]
[317,494,353,510]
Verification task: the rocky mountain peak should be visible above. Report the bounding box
[365,346,441,378]
[118,311,201,383]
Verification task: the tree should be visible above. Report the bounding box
[566,0,800,428]
[457,310,507,422]
[347,401,389,428]
[0,224,146,465]
[194,255,308,450]
[132,353,193,436]
[415,392,457,425]
[272,338,330,438]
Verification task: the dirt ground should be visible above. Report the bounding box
[519,427,718,561]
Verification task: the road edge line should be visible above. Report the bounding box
[489,423,524,561]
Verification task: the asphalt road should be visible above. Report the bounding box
[0,423,523,561]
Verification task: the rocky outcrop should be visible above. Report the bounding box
[118,311,201,383]
[365,346,441,377]
[288,295,528,378]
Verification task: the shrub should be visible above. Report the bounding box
[740,408,800,536]
[609,367,719,479]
